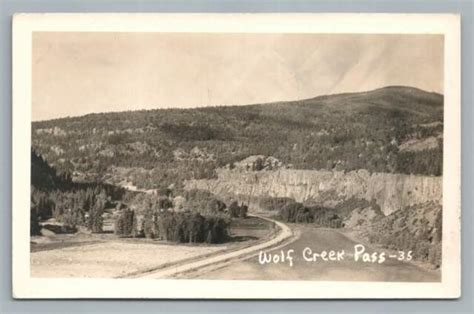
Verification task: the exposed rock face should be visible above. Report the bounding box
[185,169,442,216]
[399,136,440,152]
[230,155,287,171]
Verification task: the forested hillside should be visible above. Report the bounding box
[31,149,132,231]
[32,86,443,191]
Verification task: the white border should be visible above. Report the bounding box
[12,13,461,299]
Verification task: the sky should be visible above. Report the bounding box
[32,32,443,121]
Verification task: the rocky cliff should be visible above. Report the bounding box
[184,169,442,216]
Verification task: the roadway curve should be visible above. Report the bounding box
[189,224,441,282]
[135,214,296,279]
[133,215,439,282]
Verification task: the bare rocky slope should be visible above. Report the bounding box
[185,168,441,216]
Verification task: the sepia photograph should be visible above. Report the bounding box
[12,13,461,299]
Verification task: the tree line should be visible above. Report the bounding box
[31,150,123,235]
[114,208,230,244]
[31,150,240,244]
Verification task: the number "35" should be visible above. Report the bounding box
[397,251,413,261]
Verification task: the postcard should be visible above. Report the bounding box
[12,13,460,298]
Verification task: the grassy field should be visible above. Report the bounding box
[228,216,276,242]
[30,216,274,278]
[31,240,228,278]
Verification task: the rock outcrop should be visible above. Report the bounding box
[185,169,442,216]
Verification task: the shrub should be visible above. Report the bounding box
[228,201,248,218]
[278,200,343,227]
[114,209,137,237]
[184,189,226,215]
[239,204,248,218]
[152,211,229,244]
[30,207,41,236]
[158,197,173,210]
[259,197,296,212]
[203,215,229,243]
[333,197,376,217]
[365,203,442,266]
[87,199,105,233]
[312,207,344,228]
[62,209,85,229]
[142,208,159,238]
[228,201,240,218]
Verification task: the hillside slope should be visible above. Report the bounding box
[31,150,69,190]
[32,86,443,191]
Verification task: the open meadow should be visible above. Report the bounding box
[30,216,276,278]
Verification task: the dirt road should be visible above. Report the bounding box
[187,224,441,282]
[135,215,295,279]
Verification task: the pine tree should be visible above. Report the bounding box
[114,209,136,237]
[88,199,104,233]
[228,201,240,218]
[30,207,41,236]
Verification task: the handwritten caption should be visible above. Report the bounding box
[258,244,413,267]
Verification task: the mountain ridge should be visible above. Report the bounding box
[32,85,442,123]
[31,86,443,192]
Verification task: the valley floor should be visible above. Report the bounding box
[30,216,275,278]
[31,240,227,278]
[30,216,440,282]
